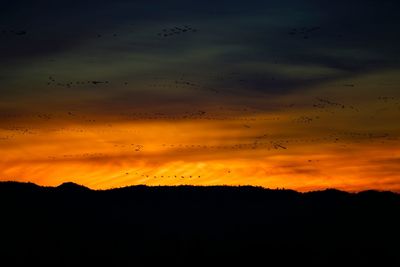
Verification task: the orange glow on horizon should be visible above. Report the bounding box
[1,106,399,192]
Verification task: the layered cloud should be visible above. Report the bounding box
[0,1,399,190]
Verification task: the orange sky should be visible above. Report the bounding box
[1,73,399,192]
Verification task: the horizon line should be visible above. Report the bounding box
[1,180,399,194]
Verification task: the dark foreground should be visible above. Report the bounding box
[1,182,399,266]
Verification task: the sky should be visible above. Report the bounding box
[1,0,400,191]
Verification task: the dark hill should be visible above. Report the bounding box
[56,182,90,192]
[0,182,399,266]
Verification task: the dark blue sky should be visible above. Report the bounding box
[1,0,399,111]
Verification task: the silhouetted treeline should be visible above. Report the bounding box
[0,182,399,266]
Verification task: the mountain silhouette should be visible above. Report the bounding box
[56,182,90,191]
[0,182,399,266]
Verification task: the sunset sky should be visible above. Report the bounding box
[1,0,400,191]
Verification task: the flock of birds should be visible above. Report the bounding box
[149,77,219,93]
[47,76,114,88]
[135,173,202,179]
[45,73,362,96]
[292,115,320,124]
[1,93,398,125]
[157,25,197,37]
[1,24,328,41]
[0,94,397,144]
[1,21,399,181]
[313,98,360,112]
[5,22,357,99]
[2,24,197,40]
[0,91,399,180]
[46,74,223,93]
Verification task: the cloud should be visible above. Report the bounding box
[1,0,399,94]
